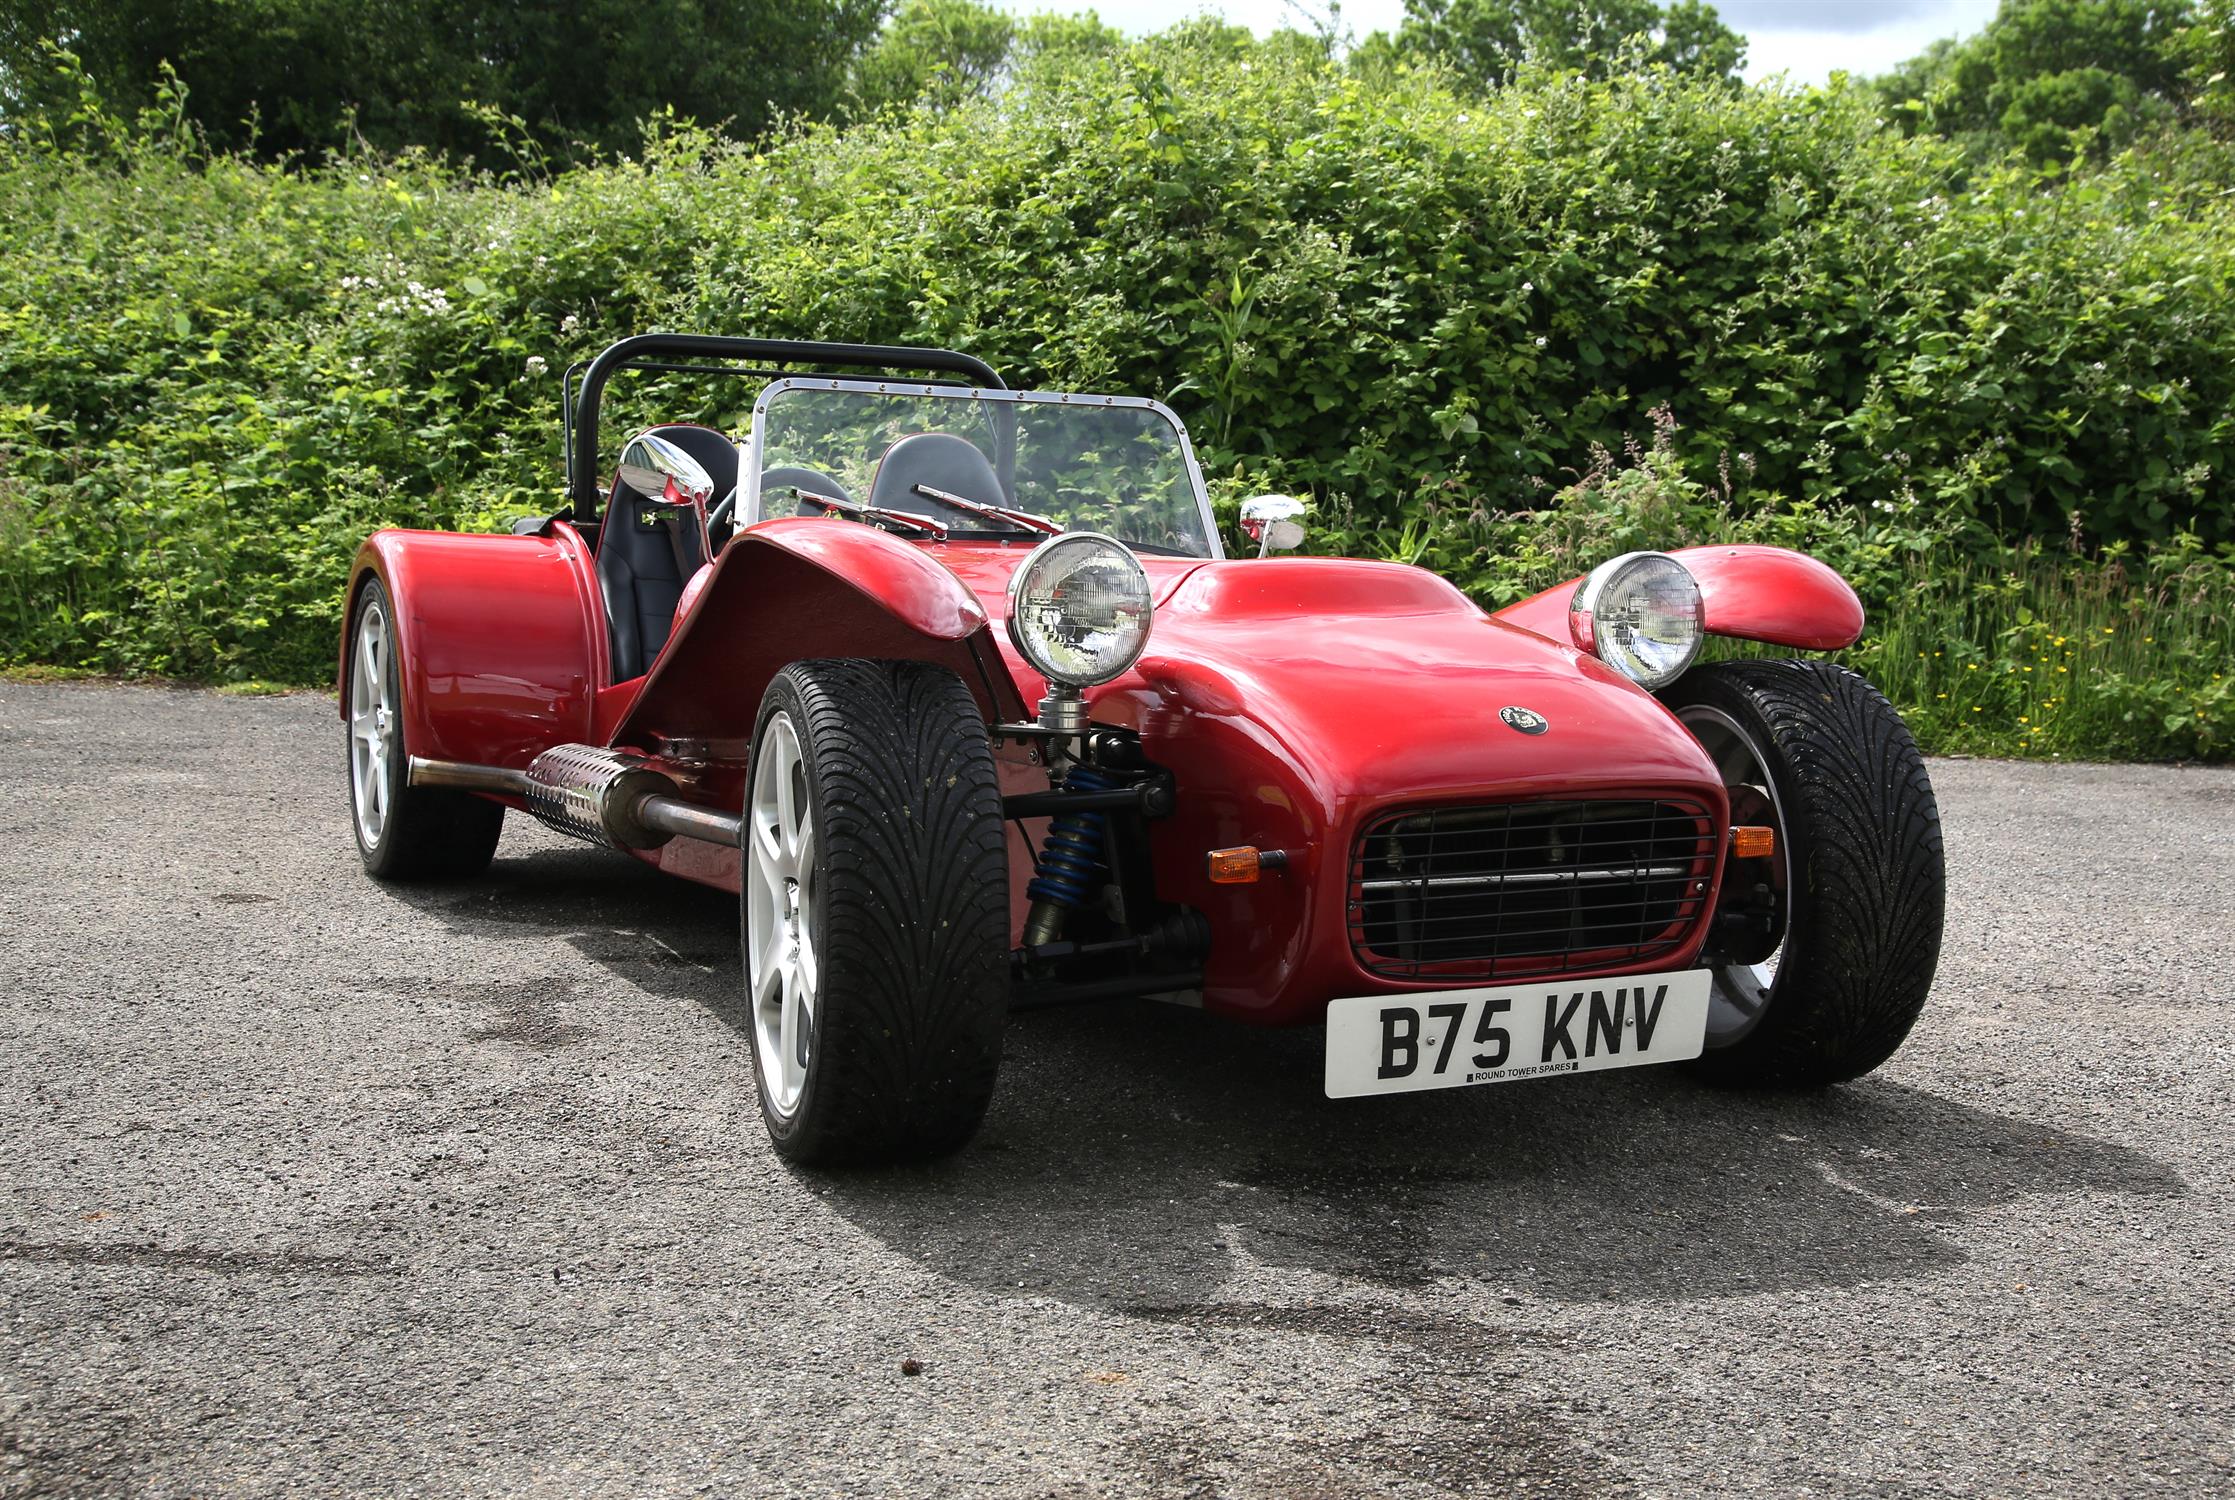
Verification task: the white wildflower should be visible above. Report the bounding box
[525,355,548,378]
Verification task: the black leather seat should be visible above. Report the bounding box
[597,425,732,682]
[866,432,1005,516]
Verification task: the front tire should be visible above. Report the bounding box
[1663,660,1944,1086]
[346,579,504,881]
[743,660,1010,1165]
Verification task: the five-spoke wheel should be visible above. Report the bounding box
[745,710,819,1119]
[344,579,504,880]
[1676,700,1790,1051]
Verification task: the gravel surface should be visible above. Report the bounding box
[3,679,2231,1499]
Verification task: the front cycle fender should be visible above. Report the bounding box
[610,517,1029,756]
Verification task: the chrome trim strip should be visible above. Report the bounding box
[1359,863,1690,892]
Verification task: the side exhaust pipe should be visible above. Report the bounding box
[408,746,742,850]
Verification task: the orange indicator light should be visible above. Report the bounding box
[1730,825,1777,859]
[1207,847,1264,883]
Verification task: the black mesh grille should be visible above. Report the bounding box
[1348,799,1716,981]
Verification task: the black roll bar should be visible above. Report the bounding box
[564,333,1007,519]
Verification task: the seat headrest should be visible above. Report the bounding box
[866,432,1004,516]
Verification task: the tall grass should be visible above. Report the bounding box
[1847,542,2235,761]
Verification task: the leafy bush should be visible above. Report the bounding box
[1,37,2232,766]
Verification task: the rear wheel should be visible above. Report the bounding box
[743,659,1009,1165]
[1663,660,1944,1085]
[346,579,504,881]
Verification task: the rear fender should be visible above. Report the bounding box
[609,517,1029,760]
[1492,544,1865,652]
[339,524,605,768]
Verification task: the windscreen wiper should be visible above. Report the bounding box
[912,483,1062,536]
[791,488,946,540]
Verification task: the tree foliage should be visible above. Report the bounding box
[2171,0,2235,134]
[0,0,886,163]
[1878,0,2202,162]
[851,0,1019,114]
[1366,0,1746,89]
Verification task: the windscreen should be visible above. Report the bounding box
[747,381,1217,558]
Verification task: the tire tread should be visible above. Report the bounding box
[1674,660,1945,1085]
[755,659,1008,1164]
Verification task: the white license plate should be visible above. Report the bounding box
[1324,969,1711,1099]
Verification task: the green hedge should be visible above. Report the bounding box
[2,43,2232,697]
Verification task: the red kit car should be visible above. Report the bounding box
[342,334,1944,1163]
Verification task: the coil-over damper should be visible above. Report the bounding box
[1023,764,1116,946]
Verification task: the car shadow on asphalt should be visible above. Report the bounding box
[388,841,2188,1318]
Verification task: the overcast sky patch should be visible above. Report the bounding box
[1712,0,1941,34]
[985,0,2003,86]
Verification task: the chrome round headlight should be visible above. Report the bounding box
[1569,551,1704,690]
[1006,532,1154,687]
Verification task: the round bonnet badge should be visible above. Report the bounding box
[1499,705,1549,735]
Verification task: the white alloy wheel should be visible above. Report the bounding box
[349,596,397,848]
[1677,701,1790,1047]
[745,710,819,1118]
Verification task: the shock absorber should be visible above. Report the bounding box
[1023,765,1116,947]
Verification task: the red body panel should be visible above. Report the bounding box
[1088,560,1728,1022]
[340,525,604,767]
[1494,544,1866,652]
[942,550,1730,1021]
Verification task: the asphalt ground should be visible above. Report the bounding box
[2,678,2230,1499]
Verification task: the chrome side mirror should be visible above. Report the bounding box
[1240,495,1307,557]
[617,431,716,505]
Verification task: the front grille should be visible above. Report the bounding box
[1348,799,1716,980]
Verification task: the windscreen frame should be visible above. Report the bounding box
[740,377,1226,561]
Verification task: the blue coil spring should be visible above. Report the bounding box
[1027,766,1116,910]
